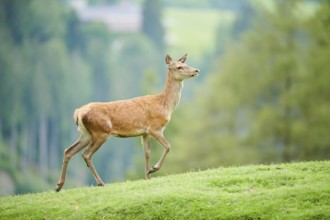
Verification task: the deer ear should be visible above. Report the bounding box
[165,55,172,64]
[178,54,187,63]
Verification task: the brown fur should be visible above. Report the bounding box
[55,54,199,192]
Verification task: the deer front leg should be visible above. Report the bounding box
[148,131,171,174]
[56,136,90,192]
[142,134,151,179]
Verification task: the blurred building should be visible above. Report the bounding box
[69,0,142,33]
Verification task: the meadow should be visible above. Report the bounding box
[0,161,329,219]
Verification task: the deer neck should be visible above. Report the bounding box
[161,71,184,111]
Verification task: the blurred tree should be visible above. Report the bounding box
[164,0,330,173]
[109,34,160,99]
[213,0,255,72]
[0,0,167,195]
[81,23,112,101]
[230,0,255,39]
[142,0,165,51]
[0,0,112,193]
[293,2,330,160]
[88,0,120,5]
[0,0,72,193]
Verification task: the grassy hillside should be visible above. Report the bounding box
[0,161,329,219]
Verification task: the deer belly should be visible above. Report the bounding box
[111,128,146,138]
[110,120,147,138]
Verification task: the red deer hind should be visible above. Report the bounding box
[56,54,199,192]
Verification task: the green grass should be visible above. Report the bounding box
[164,7,235,63]
[0,161,329,219]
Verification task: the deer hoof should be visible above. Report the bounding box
[98,182,105,187]
[55,184,62,192]
[147,166,159,174]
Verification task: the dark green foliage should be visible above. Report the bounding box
[142,0,165,51]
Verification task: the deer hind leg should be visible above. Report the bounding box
[142,134,151,179]
[148,131,171,175]
[82,133,109,187]
[56,135,90,192]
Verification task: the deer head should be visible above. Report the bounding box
[166,54,200,81]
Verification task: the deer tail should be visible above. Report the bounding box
[73,109,79,125]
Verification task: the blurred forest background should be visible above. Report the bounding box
[0,0,329,196]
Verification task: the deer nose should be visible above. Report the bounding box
[191,69,200,77]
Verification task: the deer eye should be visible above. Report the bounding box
[177,66,183,70]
